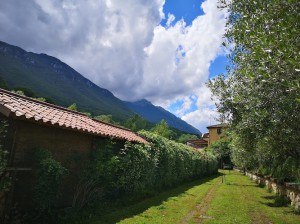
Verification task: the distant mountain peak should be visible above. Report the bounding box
[0,40,133,121]
[125,100,201,135]
[0,40,201,134]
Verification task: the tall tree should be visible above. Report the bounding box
[151,120,173,139]
[125,114,147,132]
[209,0,300,180]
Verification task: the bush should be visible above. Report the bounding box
[97,132,217,195]
[33,149,68,216]
[0,117,10,192]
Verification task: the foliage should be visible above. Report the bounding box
[0,117,10,191]
[10,86,55,103]
[125,114,147,132]
[13,86,36,97]
[82,112,92,118]
[176,133,198,143]
[36,97,46,102]
[209,0,300,180]
[138,131,218,188]
[0,75,8,89]
[33,149,68,215]
[206,138,232,168]
[94,114,114,123]
[11,90,25,96]
[94,114,120,125]
[67,103,78,111]
[151,119,174,139]
[81,132,218,208]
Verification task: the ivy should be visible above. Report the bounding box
[79,132,218,208]
[0,117,10,192]
[33,149,68,216]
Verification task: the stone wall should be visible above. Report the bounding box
[245,172,300,212]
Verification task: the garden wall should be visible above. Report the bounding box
[246,172,300,212]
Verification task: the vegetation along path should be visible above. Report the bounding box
[86,170,300,224]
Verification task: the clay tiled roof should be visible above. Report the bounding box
[0,89,148,144]
[186,139,208,148]
[206,123,229,129]
[202,132,209,138]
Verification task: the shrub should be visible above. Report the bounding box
[0,117,10,192]
[33,149,68,215]
[74,132,218,211]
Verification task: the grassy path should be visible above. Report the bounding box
[115,170,300,224]
[74,171,300,224]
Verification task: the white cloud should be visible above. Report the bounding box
[182,107,218,134]
[173,84,220,133]
[140,0,226,103]
[166,13,175,27]
[0,0,226,131]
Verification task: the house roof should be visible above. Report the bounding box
[186,139,208,148]
[206,123,229,129]
[0,88,148,144]
[202,132,209,138]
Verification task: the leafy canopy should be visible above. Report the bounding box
[209,0,300,180]
[151,119,174,139]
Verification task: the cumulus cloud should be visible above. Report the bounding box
[182,107,218,133]
[140,0,226,103]
[181,84,219,133]
[0,0,226,131]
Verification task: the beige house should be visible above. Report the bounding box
[206,123,229,145]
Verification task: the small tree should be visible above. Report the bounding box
[206,138,232,168]
[177,134,198,143]
[94,114,114,123]
[125,114,147,132]
[151,120,173,139]
[67,103,77,111]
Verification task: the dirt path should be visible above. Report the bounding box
[180,176,221,224]
[180,171,273,224]
[239,180,273,224]
[115,171,300,224]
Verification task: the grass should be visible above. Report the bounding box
[199,170,300,224]
[61,174,221,224]
[62,171,300,224]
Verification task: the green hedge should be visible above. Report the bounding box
[87,131,218,200]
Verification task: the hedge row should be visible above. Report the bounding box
[86,131,218,199]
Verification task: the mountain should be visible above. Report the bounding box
[126,100,201,135]
[0,41,133,121]
[0,41,200,134]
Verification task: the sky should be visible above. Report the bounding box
[0,0,228,133]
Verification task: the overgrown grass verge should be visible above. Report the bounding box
[195,170,300,224]
[60,174,221,224]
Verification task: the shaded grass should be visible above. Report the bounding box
[62,171,300,224]
[60,174,221,224]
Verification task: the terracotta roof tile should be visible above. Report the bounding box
[0,89,148,144]
[206,123,229,129]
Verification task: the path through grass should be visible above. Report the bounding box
[69,171,300,224]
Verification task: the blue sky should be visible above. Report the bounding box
[161,0,228,132]
[161,0,205,26]
[0,0,227,133]
[162,0,228,78]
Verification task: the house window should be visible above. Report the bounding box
[217,128,222,134]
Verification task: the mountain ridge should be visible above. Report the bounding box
[125,99,200,134]
[0,41,200,134]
